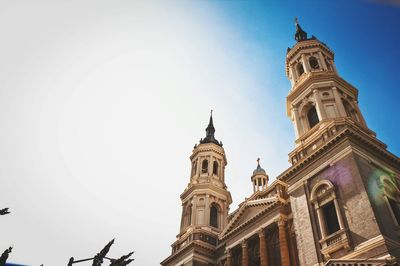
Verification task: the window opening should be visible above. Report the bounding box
[201,160,208,174]
[210,205,218,228]
[307,106,319,129]
[322,202,340,235]
[297,62,305,76]
[213,161,219,176]
[309,56,320,70]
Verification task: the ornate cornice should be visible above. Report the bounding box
[278,124,400,182]
[180,183,232,203]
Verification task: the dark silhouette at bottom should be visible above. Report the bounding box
[0,247,12,266]
[67,239,134,266]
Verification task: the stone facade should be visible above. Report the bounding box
[162,21,400,266]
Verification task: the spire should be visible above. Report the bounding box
[294,17,308,42]
[200,110,222,146]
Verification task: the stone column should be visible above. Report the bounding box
[180,204,185,231]
[301,54,310,73]
[259,229,268,266]
[288,67,295,86]
[196,157,201,177]
[332,87,346,117]
[242,239,249,266]
[316,206,326,238]
[223,201,228,228]
[290,64,298,81]
[226,249,232,266]
[278,217,291,266]
[191,196,197,226]
[205,195,210,227]
[292,107,303,138]
[208,156,212,176]
[313,89,327,120]
[223,202,228,228]
[318,51,328,70]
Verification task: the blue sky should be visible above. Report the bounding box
[0,1,399,265]
[210,0,400,154]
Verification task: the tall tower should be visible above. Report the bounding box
[162,113,232,266]
[282,19,400,264]
[286,18,370,164]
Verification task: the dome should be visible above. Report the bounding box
[253,158,267,176]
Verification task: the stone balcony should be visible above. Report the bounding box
[320,228,350,260]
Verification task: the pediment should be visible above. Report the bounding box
[234,205,266,228]
[220,197,277,239]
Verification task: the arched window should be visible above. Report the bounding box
[213,161,219,176]
[210,204,219,228]
[297,62,305,76]
[310,180,345,237]
[310,180,348,259]
[309,56,320,70]
[307,106,319,129]
[201,159,208,174]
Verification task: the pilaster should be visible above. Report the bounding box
[313,89,327,120]
[242,239,249,266]
[332,87,347,117]
[226,249,232,266]
[259,229,268,266]
[278,217,291,266]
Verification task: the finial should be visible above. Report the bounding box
[257,158,260,166]
[294,17,307,42]
[199,110,221,146]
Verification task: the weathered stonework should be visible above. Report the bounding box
[290,187,319,265]
[162,21,400,266]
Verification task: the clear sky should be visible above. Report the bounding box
[0,1,399,265]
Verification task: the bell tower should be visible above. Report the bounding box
[286,18,372,165]
[284,19,400,264]
[162,112,232,266]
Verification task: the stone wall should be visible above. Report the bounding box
[290,185,319,265]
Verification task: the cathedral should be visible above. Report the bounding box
[161,21,400,266]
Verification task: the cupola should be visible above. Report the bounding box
[251,158,269,192]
